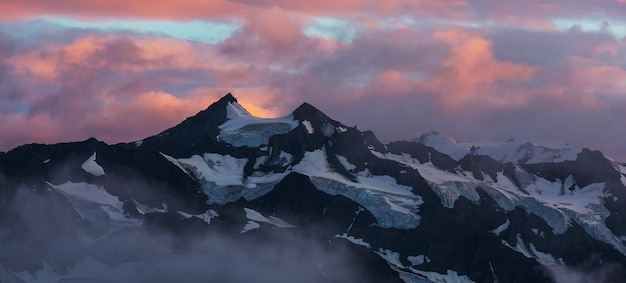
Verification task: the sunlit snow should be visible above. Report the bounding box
[302,120,314,134]
[218,102,298,147]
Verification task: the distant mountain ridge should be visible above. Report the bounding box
[1,93,625,283]
[415,130,580,164]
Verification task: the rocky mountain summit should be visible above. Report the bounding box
[1,94,625,282]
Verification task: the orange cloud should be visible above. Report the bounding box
[566,56,626,99]
[0,89,281,150]
[0,0,470,20]
[96,91,211,132]
[185,87,289,118]
[255,0,468,16]
[0,0,248,20]
[0,91,194,148]
[8,35,239,82]
[218,6,326,66]
[0,113,61,148]
[428,29,537,105]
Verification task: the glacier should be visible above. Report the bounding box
[218,101,298,147]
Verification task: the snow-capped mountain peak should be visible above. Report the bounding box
[218,101,299,147]
[1,93,625,283]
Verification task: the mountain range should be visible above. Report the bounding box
[1,93,625,282]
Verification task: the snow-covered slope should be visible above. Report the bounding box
[46,181,141,241]
[378,152,626,255]
[293,148,423,229]
[160,151,287,205]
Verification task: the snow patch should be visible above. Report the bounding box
[416,131,468,160]
[81,152,105,176]
[403,268,475,283]
[392,158,480,208]
[531,228,546,238]
[336,155,356,171]
[335,233,371,248]
[502,234,533,258]
[177,209,219,225]
[241,221,261,233]
[529,243,559,264]
[491,219,510,236]
[407,255,430,266]
[302,120,314,134]
[46,181,140,240]
[159,152,193,178]
[178,153,247,187]
[162,152,286,205]
[375,249,404,268]
[133,200,167,215]
[502,233,566,279]
[244,208,295,228]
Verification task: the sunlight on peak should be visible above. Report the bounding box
[238,102,281,118]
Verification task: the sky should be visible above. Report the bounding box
[0,1,626,161]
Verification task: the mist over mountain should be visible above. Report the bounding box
[1,94,625,283]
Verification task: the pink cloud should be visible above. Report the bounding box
[0,113,61,148]
[0,90,225,149]
[3,0,624,32]
[2,4,626,162]
[8,35,231,81]
[426,29,537,105]
[217,6,340,67]
[0,0,470,20]
[0,0,248,20]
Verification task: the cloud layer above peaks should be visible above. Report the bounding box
[1,1,626,160]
